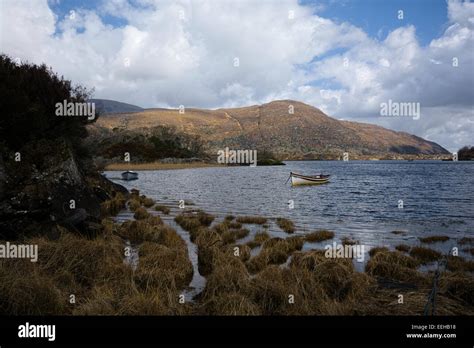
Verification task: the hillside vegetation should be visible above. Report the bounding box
[91,100,449,160]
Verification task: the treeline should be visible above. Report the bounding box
[458,146,474,161]
[86,125,206,165]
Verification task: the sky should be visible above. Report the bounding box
[0,0,473,152]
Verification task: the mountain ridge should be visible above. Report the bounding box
[91,99,449,159]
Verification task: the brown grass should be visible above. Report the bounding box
[195,228,222,276]
[224,244,251,263]
[446,255,474,272]
[0,259,67,315]
[233,228,250,240]
[341,236,358,245]
[119,220,158,243]
[203,292,260,315]
[140,196,155,208]
[246,231,270,249]
[409,246,442,263]
[133,207,150,220]
[395,244,411,252]
[236,216,268,225]
[134,242,193,291]
[254,231,270,244]
[128,198,141,212]
[369,246,389,257]
[100,193,126,217]
[286,236,304,252]
[276,218,295,234]
[366,250,426,286]
[200,252,251,304]
[227,221,243,229]
[419,235,450,243]
[154,205,170,214]
[221,230,237,245]
[245,237,303,274]
[175,211,215,241]
[439,272,474,306]
[305,230,334,242]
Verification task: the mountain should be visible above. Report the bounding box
[89,99,144,115]
[91,99,449,159]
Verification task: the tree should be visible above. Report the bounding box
[0,54,95,151]
[458,146,474,161]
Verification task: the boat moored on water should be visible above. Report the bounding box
[288,172,330,186]
[121,171,138,181]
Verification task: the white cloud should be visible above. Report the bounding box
[0,0,473,152]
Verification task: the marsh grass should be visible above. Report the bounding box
[3,201,472,316]
[276,218,295,233]
[254,231,270,244]
[154,205,171,214]
[140,196,155,208]
[245,231,270,249]
[236,216,267,225]
[225,215,235,221]
[128,199,141,212]
[227,221,243,229]
[118,215,164,243]
[446,255,474,272]
[175,211,215,241]
[419,235,450,243]
[245,237,303,274]
[395,244,411,253]
[134,242,193,291]
[366,250,426,286]
[369,246,389,257]
[100,193,126,217]
[305,230,334,242]
[133,207,150,220]
[439,272,474,306]
[409,246,442,263]
[341,236,358,245]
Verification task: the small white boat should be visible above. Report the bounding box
[121,171,138,181]
[288,172,330,186]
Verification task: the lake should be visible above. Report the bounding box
[107,160,474,256]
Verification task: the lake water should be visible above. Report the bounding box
[107,160,474,256]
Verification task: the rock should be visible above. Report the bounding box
[63,208,88,225]
[0,138,128,240]
[0,155,6,200]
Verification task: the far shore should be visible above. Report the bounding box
[104,157,466,171]
[104,162,224,171]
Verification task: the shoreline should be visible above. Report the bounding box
[104,162,223,171]
[104,159,469,171]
